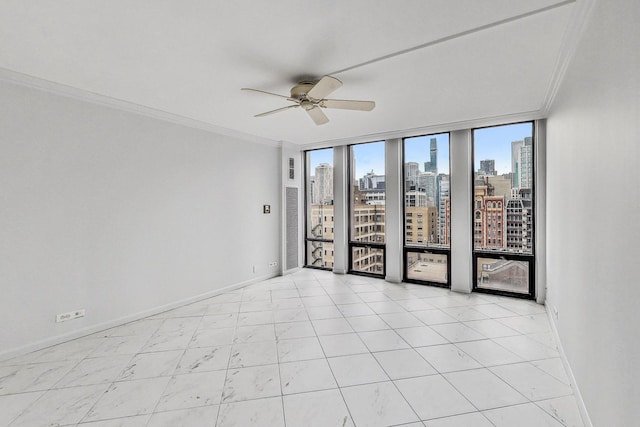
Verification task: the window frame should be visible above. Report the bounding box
[304,148,335,271]
[347,141,386,278]
[402,132,451,288]
[471,121,536,299]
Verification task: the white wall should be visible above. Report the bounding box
[546,0,639,425]
[0,81,281,358]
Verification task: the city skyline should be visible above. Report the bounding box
[474,122,533,174]
[405,134,449,176]
[307,122,532,181]
[306,122,534,270]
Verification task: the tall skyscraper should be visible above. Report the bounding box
[511,139,524,187]
[405,162,420,188]
[437,175,450,244]
[430,138,438,171]
[511,137,532,189]
[418,172,437,207]
[519,137,533,189]
[424,138,438,173]
[314,163,333,205]
[359,171,385,190]
[479,159,497,176]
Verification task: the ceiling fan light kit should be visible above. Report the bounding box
[242,75,375,125]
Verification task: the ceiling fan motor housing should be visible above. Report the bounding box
[243,75,373,125]
[290,82,317,100]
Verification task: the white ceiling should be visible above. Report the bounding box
[0,0,582,147]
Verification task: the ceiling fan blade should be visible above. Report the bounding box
[255,104,300,117]
[241,87,293,101]
[307,76,342,100]
[305,106,329,125]
[321,99,375,111]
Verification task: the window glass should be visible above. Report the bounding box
[406,251,448,284]
[476,257,529,293]
[350,142,385,244]
[351,246,384,275]
[473,123,533,254]
[404,134,450,248]
[306,148,334,268]
[307,241,334,269]
[350,141,385,276]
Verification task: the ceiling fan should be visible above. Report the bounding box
[241,76,375,126]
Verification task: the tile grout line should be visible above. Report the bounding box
[142,307,210,427]
[59,318,162,424]
[272,288,288,427]
[302,275,359,427]
[378,296,474,425]
[214,288,252,426]
[3,270,576,426]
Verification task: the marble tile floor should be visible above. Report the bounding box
[0,269,585,426]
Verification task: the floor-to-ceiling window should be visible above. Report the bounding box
[305,148,334,269]
[403,133,451,287]
[349,141,385,276]
[303,121,538,297]
[472,122,535,297]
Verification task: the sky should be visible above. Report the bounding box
[307,147,333,171]
[307,122,533,179]
[352,141,386,178]
[404,134,449,175]
[473,122,533,175]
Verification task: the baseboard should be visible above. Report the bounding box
[545,303,593,427]
[0,273,278,362]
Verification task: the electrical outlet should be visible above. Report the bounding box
[268,261,278,268]
[56,309,86,323]
[553,306,559,320]
[56,313,72,322]
[252,265,256,273]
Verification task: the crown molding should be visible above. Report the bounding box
[541,0,597,114]
[0,67,283,148]
[299,109,547,151]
